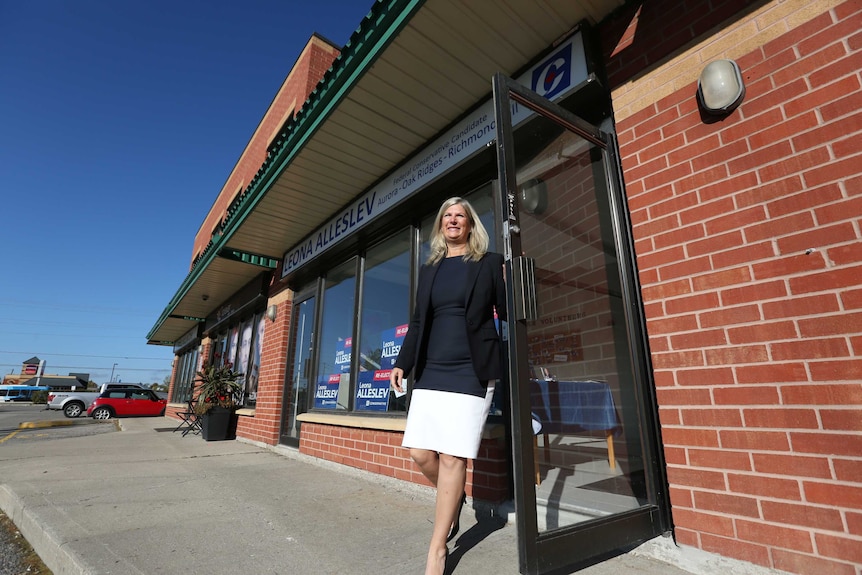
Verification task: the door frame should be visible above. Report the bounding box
[491,72,672,575]
[279,282,320,447]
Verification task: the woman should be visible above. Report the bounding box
[390,197,506,575]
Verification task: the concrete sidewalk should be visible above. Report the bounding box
[1,417,700,575]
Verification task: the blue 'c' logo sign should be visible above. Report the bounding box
[531,43,572,100]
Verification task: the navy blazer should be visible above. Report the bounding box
[394,252,507,382]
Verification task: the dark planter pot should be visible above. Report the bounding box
[200,407,236,441]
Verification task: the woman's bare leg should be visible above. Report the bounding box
[425,453,467,575]
[410,448,439,486]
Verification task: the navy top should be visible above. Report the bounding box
[413,256,486,397]
[393,251,506,386]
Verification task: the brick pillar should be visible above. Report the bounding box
[235,287,292,445]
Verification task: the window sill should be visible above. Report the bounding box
[296,411,506,439]
[297,412,407,432]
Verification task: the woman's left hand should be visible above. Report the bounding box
[390,367,405,393]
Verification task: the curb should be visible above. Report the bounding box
[0,485,89,575]
[18,419,106,429]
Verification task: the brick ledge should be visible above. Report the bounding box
[297,412,407,431]
[297,411,506,438]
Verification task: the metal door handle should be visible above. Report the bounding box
[511,256,537,321]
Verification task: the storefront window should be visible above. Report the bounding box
[204,312,264,407]
[356,231,411,412]
[227,325,239,368]
[186,350,198,399]
[242,314,265,407]
[237,319,253,378]
[172,348,199,403]
[212,333,227,366]
[298,187,501,417]
[283,294,316,443]
[314,258,357,410]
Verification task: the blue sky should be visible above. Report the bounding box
[0,0,373,385]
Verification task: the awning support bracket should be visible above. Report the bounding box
[217,248,279,269]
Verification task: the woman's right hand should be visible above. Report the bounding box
[390,367,405,393]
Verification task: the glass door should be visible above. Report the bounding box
[280,293,316,446]
[492,74,670,574]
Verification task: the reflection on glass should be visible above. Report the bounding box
[315,259,357,410]
[172,349,199,404]
[213,333,228,367]
[241,314,264,407]
[284,297,315,440]
[227,325,239,368]
[357,232,411,412]
[513,112,649,532]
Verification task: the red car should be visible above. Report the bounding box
[87,388,167,419]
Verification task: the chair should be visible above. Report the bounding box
[530,377,620,484]
[172,397,201,436]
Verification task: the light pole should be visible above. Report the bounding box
[110,363,118,383]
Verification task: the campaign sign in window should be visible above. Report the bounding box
[380,324,408,368]
[355,369,392,412]
[335,337,352,372]
[314,374,341,409]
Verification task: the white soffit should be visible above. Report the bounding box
[226,0,622,259]
[149,0,623,344]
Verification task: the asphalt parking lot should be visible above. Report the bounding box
[0,403,115,444]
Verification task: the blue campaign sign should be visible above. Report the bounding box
[314,374,341,409]
[380,324,408,368]
[334,337,352,373]
[355,370,392,412]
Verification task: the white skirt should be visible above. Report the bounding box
[402,382,496,459]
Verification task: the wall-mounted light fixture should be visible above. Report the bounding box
[519,178,548,215]
[697,59,745,115]
[266,304,278,322]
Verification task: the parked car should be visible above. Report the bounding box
[87,388,168,420]
[0,384,50,403]
[46,383,146,417]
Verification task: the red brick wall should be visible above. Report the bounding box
[299,423,510,502]
[606,1,862,573]
[236,288,292,444]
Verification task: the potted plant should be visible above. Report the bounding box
[194,362,243,441]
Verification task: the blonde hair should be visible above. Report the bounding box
[426,197,489,265]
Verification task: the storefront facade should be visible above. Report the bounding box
[149,1,862,574]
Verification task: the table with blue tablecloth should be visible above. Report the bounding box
[530,378,620,475]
